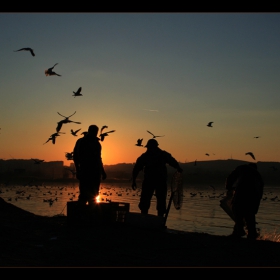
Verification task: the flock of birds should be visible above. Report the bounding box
[11,47,260,166]
[13,47,117,154]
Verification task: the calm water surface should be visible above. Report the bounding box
[1,182,279,241]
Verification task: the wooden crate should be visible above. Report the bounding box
[67,201,130,225]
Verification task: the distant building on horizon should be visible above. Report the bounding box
[0,159,64,179]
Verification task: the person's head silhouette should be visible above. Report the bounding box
[145,139,159,149]
[88,125,99,136]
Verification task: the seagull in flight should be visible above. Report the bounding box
[56,111,81,132]
[73,87,82,97]
[205,153,210,156]
[254,136,260,139]
[71,128,81,136]
[99,127,116,142]
[207,122,213,127]
[245,152,255,160]
[14,47,35,57]
[135,138,144,147]
[147,130,165,138]
[31,158,44,164]
[43,132,65,145]
[65,152,74,160]
[45,63,61,76]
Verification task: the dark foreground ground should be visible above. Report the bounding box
[1,197,280,268]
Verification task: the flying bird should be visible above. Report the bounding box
[14,47,35,56]
[31,158,44,164]
[73,87,82,97]
[207,122,213,127]
[99,129,116,141]
[245,152,255,160]
[65,152,74,160]
[44,132,65,144]
[45,63,61,76]
[100,126,108,134]
[135,139,143,147]
[147,130,165,138]
[205,153,210,156]
[71,128,81,136]
[254,136,260,139]
[56,111,81,132]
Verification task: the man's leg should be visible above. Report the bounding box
[155,182,167,217]
[139,180,154,215]
[245,214,259,239]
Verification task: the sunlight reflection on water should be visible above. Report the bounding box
[1,181,279,242]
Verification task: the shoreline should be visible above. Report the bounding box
[1,197,280,267]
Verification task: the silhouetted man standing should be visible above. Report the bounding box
[73,125,107,205]
[225,163,264,239]
[131,139,183,217]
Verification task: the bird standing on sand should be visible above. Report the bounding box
[207,122,213,127]
[71,128,81,136]
[245,152,256,160]
[147,130,165,138]
[73,87,82,97]
[14,47,35,57]
[135,139,143,147]
[45,63,61,76]
[56,111,81,132]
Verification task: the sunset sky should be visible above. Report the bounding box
[1,13,280,166]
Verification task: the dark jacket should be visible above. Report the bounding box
[73,134,105,177]
[225,163,264,214]
[132,147,181,182]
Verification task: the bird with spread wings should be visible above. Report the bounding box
[45,63,61,76]
[99,125,115,142]
[147,130,165,138]
[71,128,81,136]
[44,132,65,144]
[135,138,144,147]
[245,152,256,160]
[56,111,81,133]
[73,87,82,97]
[14,47,35,57]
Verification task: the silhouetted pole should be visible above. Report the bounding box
[164,191,174,226]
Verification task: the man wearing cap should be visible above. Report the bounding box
[73,124,107,205]
[131,138,183,217]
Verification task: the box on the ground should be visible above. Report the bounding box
[67,201,130,225]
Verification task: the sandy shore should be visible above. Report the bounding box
[0,197,280,268]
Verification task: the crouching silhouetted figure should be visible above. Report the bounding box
[225,163,264,240]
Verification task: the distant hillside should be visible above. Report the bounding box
[104,160,280,186]
[1,159,279,186]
